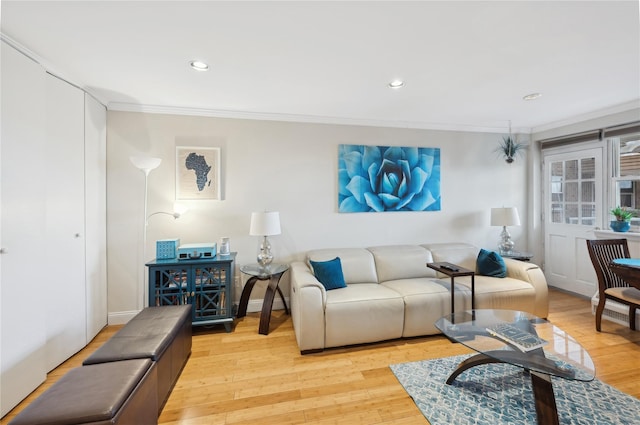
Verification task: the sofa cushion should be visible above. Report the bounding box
[324,284,404,347]
[423,243,479,271]
[447,275,537,312]
[477,249,507,277]
[307,248,378,284]
[310,257,347,290]
[382,278,466,337]
[368,245,435,282]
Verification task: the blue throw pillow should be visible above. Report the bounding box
[477,249,507,278]
[310,257,347,290]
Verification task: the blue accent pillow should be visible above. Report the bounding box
[477,249,507,278]
[310,257,347,290]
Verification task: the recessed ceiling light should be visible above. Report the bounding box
[189,60,209,71]
[388,80,405,89]
[523,92,542,101]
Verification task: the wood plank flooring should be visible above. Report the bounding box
[2,289,639,424]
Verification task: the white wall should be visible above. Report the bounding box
[107,111,529,322]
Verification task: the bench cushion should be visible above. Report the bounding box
[9,359,157,425]
[83,305,191,364]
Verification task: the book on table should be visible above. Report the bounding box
[486,322,548,352]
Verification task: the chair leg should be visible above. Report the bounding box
[629,305,637,331]
[595,298,606,332]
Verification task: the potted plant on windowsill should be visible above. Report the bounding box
[610,206,635,232]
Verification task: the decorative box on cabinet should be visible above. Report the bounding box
[146,253,236,332]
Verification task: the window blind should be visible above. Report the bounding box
[539,120,640,150]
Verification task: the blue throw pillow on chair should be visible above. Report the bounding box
[477,249,507,278]
[310,257,347,290]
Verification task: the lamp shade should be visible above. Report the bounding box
[491,207,521,226]
[130,155,162,173]
[250,211,281,236]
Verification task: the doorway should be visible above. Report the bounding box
[542,146,603,297]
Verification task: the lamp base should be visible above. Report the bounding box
[257,236,274,270]
[498,226,515,255]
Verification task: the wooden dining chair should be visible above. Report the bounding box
[586,238,640,331]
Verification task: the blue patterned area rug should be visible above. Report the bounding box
[390,354,640,425]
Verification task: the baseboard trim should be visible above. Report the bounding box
[244,297,289,314]
[108,310,140,325]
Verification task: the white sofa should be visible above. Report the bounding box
[290,243,549,353]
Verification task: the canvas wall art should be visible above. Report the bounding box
[338,144,440,213]
[176,146,221,200]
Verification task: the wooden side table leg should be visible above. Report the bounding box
[237,276,258,318]
[259,280,278,335]
[276,285,289,314]
[258,271,287,334]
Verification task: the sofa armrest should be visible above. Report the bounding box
[504,258,549,318]
[290,261,327,353]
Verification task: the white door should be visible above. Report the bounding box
[0,42,48,417]
[44,74,87,371]
[543,146,603,297]
[84,94,108,341]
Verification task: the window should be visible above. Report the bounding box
[549,157,596,225]
[611,131,640,224]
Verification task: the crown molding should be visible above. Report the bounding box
[108,102,530,134]
[7,30,629,136]
[531,100,640,134]
[1,33,108,108]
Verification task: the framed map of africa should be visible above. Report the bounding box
[176,146,221,200]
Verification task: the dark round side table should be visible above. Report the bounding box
[237,263,290,335]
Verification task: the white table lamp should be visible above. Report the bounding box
[491,207,521,254]
[250,211,281,268]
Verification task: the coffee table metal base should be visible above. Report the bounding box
[446,352,559,425]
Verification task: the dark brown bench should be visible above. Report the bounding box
[9,305,192,424]
[9,359,157,425]
[82,305,192,411]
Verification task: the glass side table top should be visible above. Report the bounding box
[435,309,595,381]
[240,263,289,278]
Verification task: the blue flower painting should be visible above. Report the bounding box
[338,144,441,213]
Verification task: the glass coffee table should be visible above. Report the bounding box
[435,309,595,425]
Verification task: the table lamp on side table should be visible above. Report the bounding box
[491,207,520,255]
[249,211,281,270]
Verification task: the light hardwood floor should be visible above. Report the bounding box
[2,289,639,424]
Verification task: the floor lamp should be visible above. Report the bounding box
[130,155,162,311]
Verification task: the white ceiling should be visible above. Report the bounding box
[2,1,639,133]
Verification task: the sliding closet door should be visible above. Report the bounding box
[85,94,107,341]
[44,74,87,371]
[0,42,47,417]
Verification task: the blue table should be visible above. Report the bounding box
[610,258,640,289]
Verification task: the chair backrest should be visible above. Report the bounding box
[586,239,631,295]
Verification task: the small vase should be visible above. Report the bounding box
[610,220,631,232]
[219,237,230,256]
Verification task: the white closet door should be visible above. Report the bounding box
[44,74,86,371]
[84,94,107,341]
[0,42,47,417]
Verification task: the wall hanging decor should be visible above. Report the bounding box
[338,144,441,213]
[176,146,221,200]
